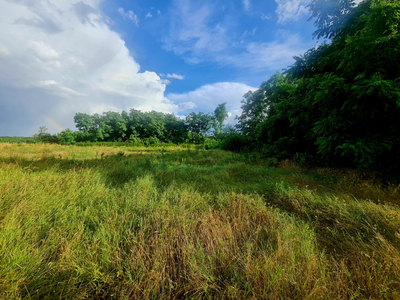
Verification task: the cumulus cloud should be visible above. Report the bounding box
[118,7,139,26]
[166,73,184,80]
[167,82,257,124]
[275,0,309,24]
[0,0,177,135]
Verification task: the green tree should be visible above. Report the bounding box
[212,102,229,134]
[235,0,400,179]
[58,129,76,145]
[185,112,213,144]
[308,0,359,39]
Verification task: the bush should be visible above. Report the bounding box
[143,136,159,146]
[58,129,76,145]
[38,133,59,144]
[204,138,219,150]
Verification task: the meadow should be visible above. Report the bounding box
[0,143,399,299]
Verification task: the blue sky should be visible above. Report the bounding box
[0,0,319,135]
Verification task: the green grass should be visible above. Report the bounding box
[0,143,399,299]
[0,137,40,144]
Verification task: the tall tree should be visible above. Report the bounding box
[185,112,213,144]
[213,102,229,134]
[235,0,400,179]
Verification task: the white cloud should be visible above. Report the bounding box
[243,0,250,12]
[0,45,10,57]
[28,41,60,60]
[238,34,309,70]
[118,7,139,26]
[261,13,271,20]
[164,1,230,63]
[160,79,171,85]
[275,0,309,24]
[0,0,179,135]
[157,10,161,15]
[164,1,311,70]
[146,12,152,19]
[167,82,257,124]
[166,73,184,80]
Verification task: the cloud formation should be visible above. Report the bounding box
[243,0,250,12]
[275,0,309,24]
[118,7,139,26]
[166,73,184,80]
[0,0,175,135]
[167,82,257,124]
[164,0,310,70]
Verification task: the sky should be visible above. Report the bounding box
[0,0,325,136]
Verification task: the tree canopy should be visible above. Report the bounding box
[236,0,400,179]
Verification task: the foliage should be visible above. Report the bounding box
[0,136,40,144]
[185,111,213,144]
[72,109,188,144]
[57,128,76,145]
[307,0,359,39]
[36,126,59,144]
[212,102,229,134]
[235,0,400,180]
[216,125,250,152]
[203,137,219,150]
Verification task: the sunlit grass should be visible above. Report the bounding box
[0,143,399,299]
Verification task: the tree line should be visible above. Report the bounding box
[38,103,228,146]
[36,0,399,180]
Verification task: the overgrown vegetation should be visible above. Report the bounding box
[0,136,40,144]
[1,1,399,298]
[235,0,400,180]
[0,143,399,299]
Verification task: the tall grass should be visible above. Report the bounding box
[0,143,399,299]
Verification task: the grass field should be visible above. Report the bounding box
[0,143,399,299]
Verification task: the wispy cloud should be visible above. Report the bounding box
[163,1,311,71]
[118,7,139,26]
[167,73,184,80]
[238,34,309,70]
[164,1,233,63]
[261,13,271,20]
[243,0,250,12]
[146,12,152,19]
[275,0,309,24]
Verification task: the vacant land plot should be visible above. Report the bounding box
[0,143,399,299]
